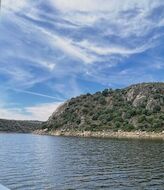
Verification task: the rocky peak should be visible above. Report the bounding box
[125,83,164,111]
[45,82,164,133]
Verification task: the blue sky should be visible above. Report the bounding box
[0,0,164,120]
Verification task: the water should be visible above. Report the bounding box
[0,134,163,190]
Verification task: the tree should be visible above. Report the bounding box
[102,89,108,96]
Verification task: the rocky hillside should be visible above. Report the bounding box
[43,83,164,133]
[0,119,42,133]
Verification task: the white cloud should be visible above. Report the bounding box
[2,0,161,66]
[50,0,160,12]
[24,58,56,71]
[0,102,62,121]
[34,25,153,64]
[40,61,56,71]
[2,12,96,64]
[49,0,164,38]
[78,40,154,56]
[0,0,163,122]
[25,102,62,121]
[0,67,32,82]
[45,0,163,63]
[39,28,96,64]
[2,0,29,12]
[50,0,163,26]
[0,66,53,89]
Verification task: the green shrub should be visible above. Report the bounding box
[138,115,146,123]
[82,108,89,114]
[122,124,135,131]
[153,105,161,112]
[115,122,121,128]
[99,97,106,105]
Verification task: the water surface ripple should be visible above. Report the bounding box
[0,134,163,189]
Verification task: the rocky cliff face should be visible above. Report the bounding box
[125,83,163,110]
[44,83,164,132]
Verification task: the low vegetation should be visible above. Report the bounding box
[0,119,42,133]
[44,83,164,133]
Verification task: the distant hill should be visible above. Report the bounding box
[0,119,42,133]
[43,83,164,133]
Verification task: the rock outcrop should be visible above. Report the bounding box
[43,82,164,133]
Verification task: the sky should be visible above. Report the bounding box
[0,0,164,121]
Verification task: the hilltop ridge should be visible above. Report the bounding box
[0,82,164,137]
[0,119,42,133]
[43,82,164,133]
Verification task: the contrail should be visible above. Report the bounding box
[12,88,65,101]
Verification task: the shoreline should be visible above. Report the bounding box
[33,129,164,140]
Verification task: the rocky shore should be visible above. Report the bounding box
[43,83,164,135]
[34,129,164,140]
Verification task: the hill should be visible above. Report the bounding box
[43,83,164,133]
[0,119,42,133]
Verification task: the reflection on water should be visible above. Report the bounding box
[0,134,163,190]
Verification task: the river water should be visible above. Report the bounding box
[0,134,163,190]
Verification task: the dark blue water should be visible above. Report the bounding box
[0,134,163,190]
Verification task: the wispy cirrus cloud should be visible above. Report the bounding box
[0,0,164,120]
[50,0,159,12]
[77,40,155,57]
[2,0,28,12]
